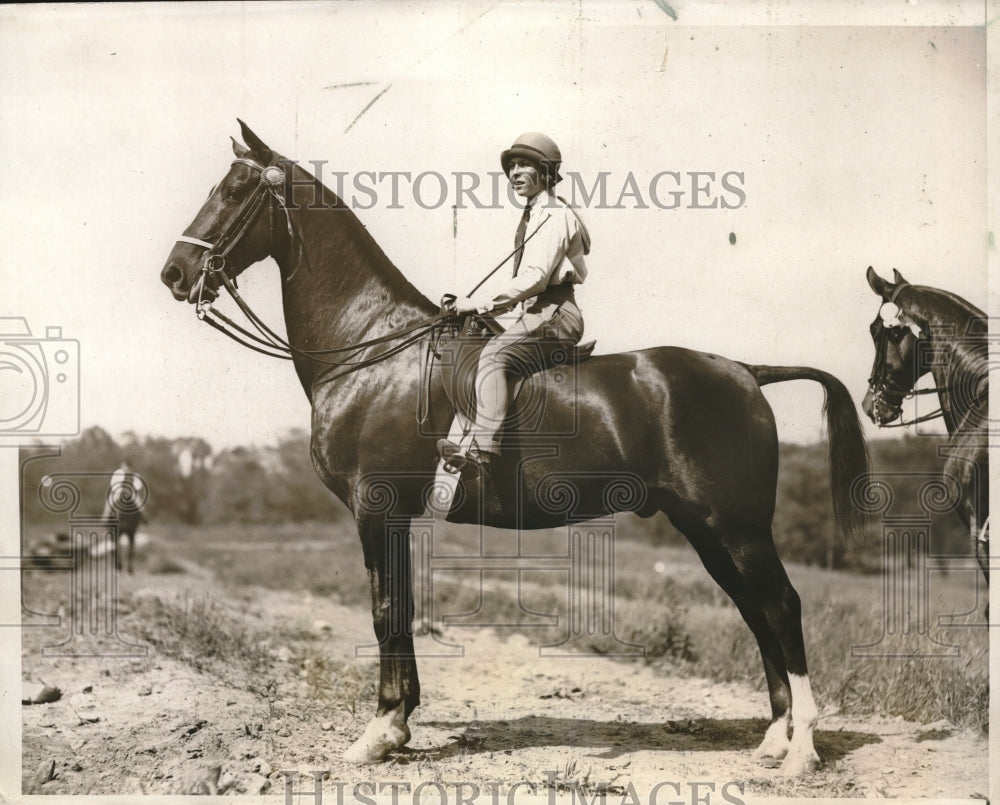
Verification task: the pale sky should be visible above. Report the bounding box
[0,1,990,451]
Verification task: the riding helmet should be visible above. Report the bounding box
[500,132,563,185]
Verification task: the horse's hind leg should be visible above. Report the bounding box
[344,513,419,764]
[730,532,820,775]
[690,521,820,775]
[686,531,792,763]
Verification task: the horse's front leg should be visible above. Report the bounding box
[343,513,420,764]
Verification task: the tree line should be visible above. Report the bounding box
[20,426,348,529]
[21,426,975,570]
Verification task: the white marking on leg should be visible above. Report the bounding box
[342,701,410,764]
[778,673,820,775]
[752,711,791,761]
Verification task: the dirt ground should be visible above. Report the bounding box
[18,536,989,800]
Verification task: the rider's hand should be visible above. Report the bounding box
[453,296,478,315]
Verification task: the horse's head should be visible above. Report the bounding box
[161,120,288,304]
[862,266,930,425]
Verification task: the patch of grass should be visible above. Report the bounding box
[831,645,989,733]
[797,573,989,734]
[145,554,186,574]
[676,603,756,680]
[292,646,376,715]
[158,521,370,605]
[656,571,989,734]
[131,593,273,685]
[410,568,700,669]
[541,759,629,797]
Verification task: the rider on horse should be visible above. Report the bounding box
[448,132,590,480]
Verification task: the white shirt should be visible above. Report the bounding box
[471,191,589,313]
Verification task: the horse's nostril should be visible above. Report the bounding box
[161,263,184,287]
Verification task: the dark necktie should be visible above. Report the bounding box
[512,203,531,277]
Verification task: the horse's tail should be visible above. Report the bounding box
[749,365,870,545]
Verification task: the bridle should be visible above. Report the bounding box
[866,282,946,427]
[176,157,300,357]
[178,157,290,311]
[173,157,453,375]
[172,157,557,389]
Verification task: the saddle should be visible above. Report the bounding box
[418,311,595,521]
[419,312,596,433]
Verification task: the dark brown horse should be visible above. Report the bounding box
[863,267,989,584]
[160,122,869,774]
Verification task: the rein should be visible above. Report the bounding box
[175,157,558,386]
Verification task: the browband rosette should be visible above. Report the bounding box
[879,301,901,327]
[262,165,285,186]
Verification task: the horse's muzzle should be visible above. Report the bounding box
[161,260,219,304]
[161,261,191,301]
[861,388,901,426]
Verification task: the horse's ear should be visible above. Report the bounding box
[231,137,251,159]
[237,119,273,164]
[866,266,894,300]
[892,268,909,285]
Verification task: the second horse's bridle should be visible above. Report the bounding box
[866,283,946,427]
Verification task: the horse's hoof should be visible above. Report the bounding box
[342,704,410,764]
[776,749,820,776]
[751,720,790,762]
[342,723,410,764]
[751,743,789,763]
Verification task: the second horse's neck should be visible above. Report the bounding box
[910,291,987,435]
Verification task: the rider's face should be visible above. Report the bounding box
[508,158,545,200]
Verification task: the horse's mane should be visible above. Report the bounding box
[910,284,986,322]
[908,283,989,390]
[283,154,436,316]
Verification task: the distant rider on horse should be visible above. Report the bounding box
[447,132,590,480]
